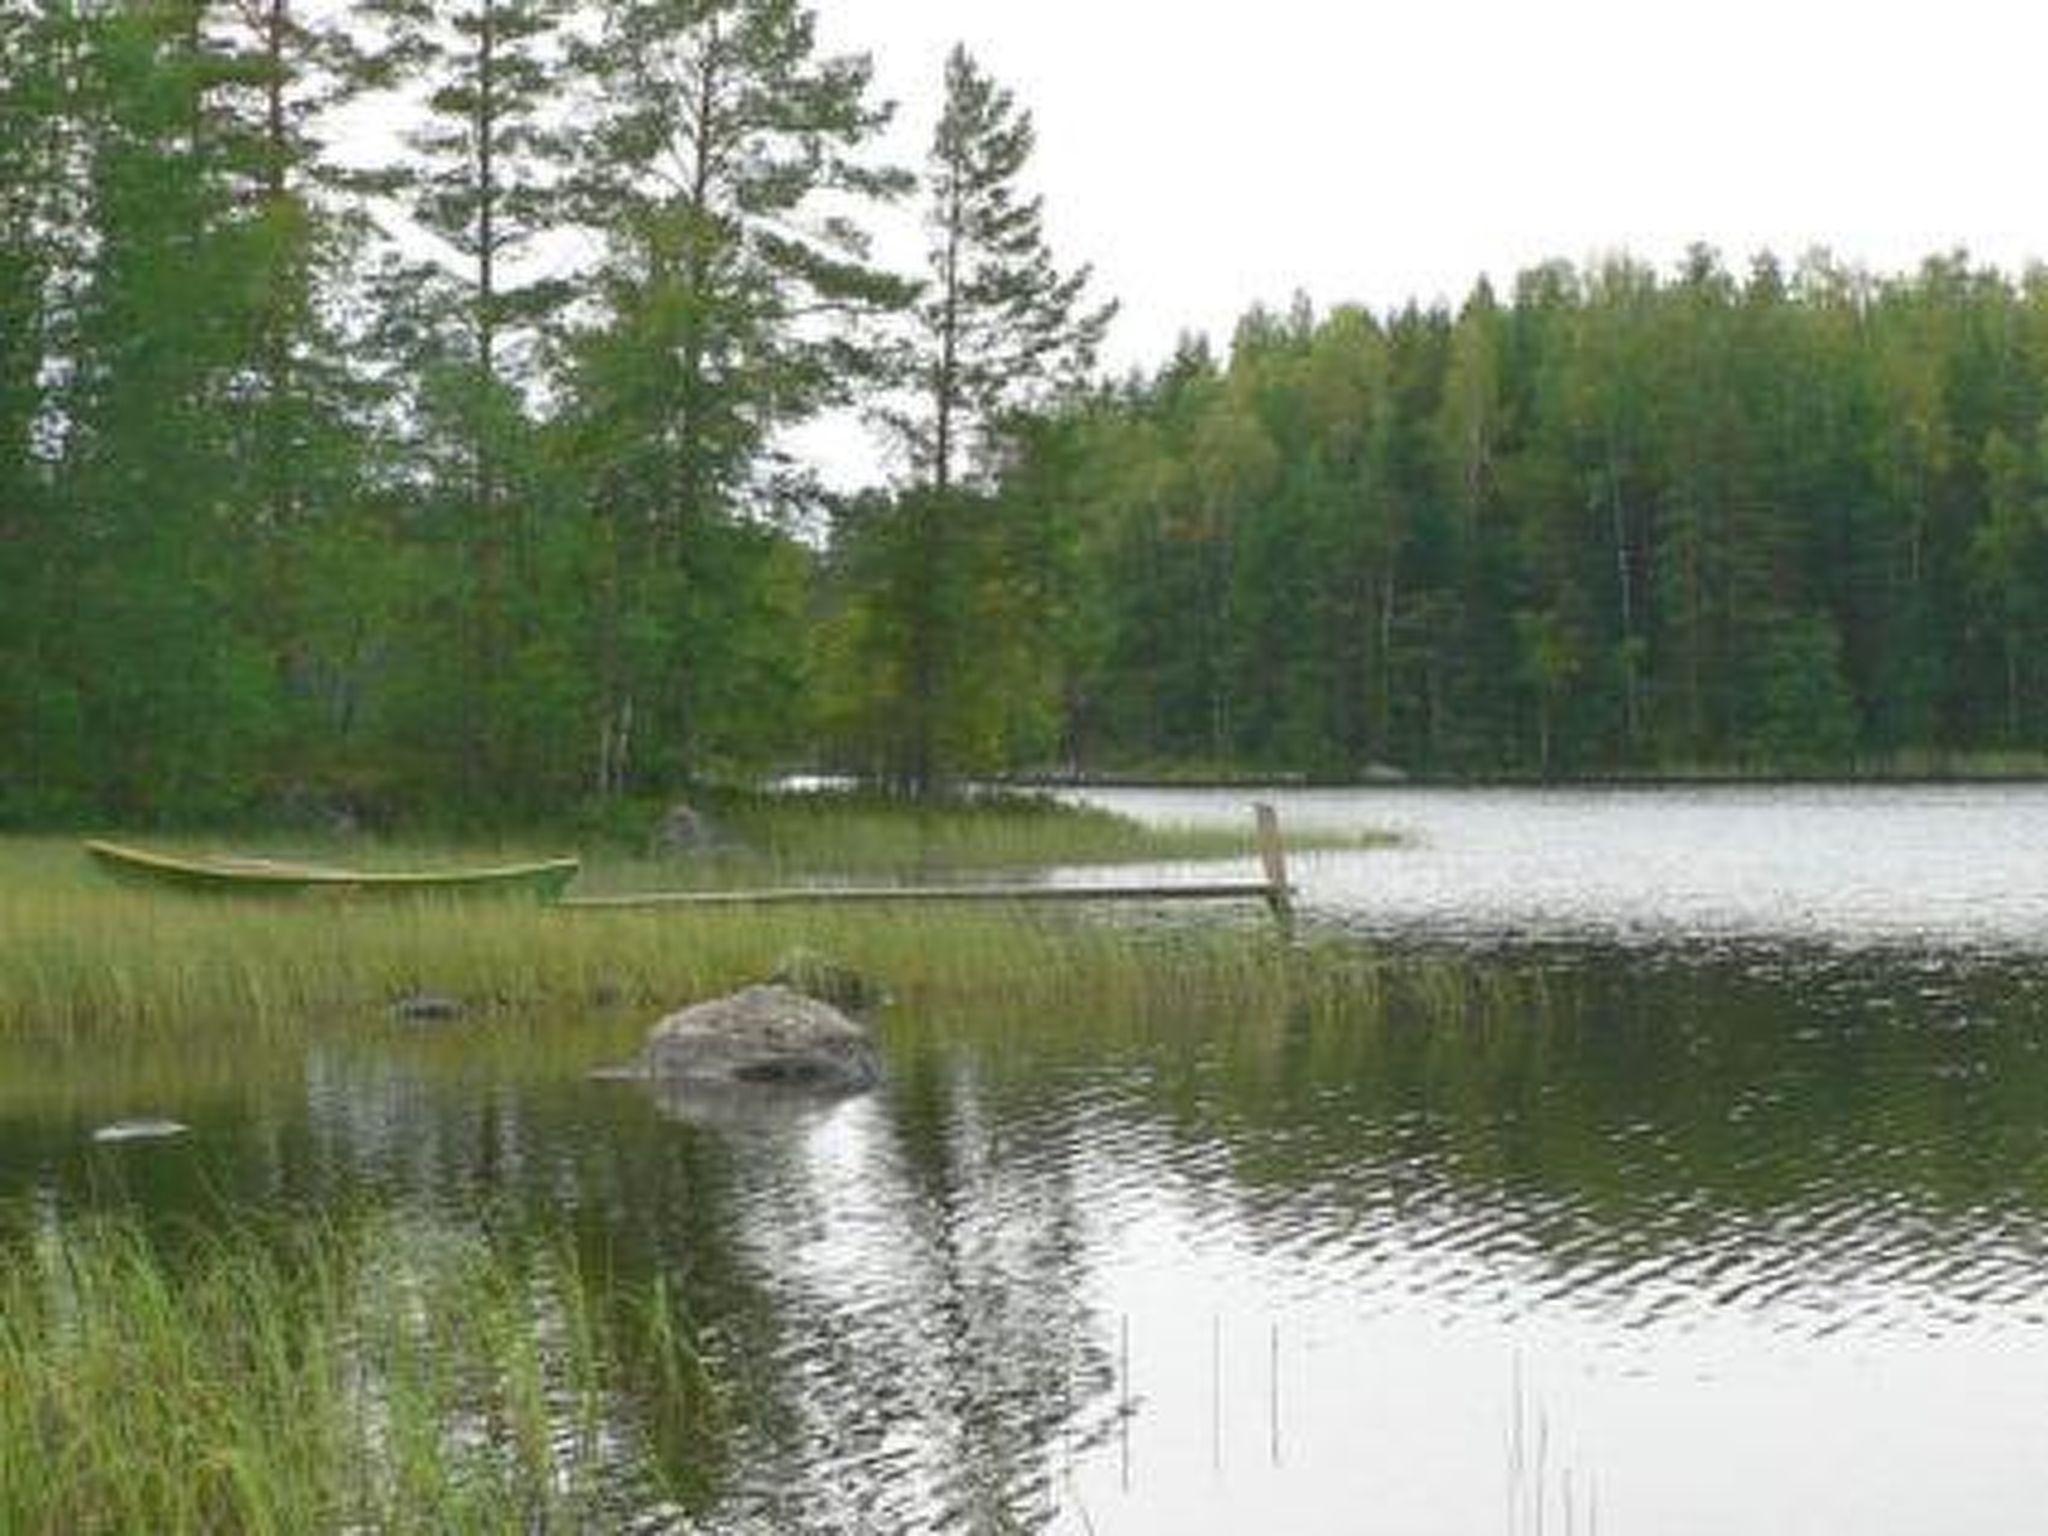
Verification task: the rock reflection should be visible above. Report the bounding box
[690,1053,1111,1532]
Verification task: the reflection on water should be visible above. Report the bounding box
[11,788,2048,1530]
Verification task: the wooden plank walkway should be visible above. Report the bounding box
[557,803,1297,932]
[560,878,1279,909]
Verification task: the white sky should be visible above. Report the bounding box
[326,0,2048,490]
[815,0,2048,374]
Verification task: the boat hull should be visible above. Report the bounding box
[83,841,579,900]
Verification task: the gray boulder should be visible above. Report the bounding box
[391,991,465,1023]
[645,984,881,1093]
[647,800,737,859]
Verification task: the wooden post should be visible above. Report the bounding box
[1253,802,1294,937]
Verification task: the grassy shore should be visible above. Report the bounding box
[4,791,1376,1035]
[103,787,1342,882]
[607,787,1282,880]
[3,848,1307,1035]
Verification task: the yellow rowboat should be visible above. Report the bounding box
[83,840,580,900]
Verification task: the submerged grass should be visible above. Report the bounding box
[0,1212,712,1535]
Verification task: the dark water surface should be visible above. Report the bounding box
[13,786,2048,1532]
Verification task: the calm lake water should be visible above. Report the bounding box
[14,784,2048,1532]
[1080,781,2048,953]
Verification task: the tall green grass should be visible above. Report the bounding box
[0,1213,712,1535]
[0,807,1340,1036]
[2,873,1288,1036]
[89,788,1358,884]
[4,787,1383,1034]
[626,788,1273,878]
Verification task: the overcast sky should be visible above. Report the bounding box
[816,0,2048,374]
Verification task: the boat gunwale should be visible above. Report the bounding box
[83,840,581,891]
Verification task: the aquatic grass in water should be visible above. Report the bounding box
[0,1212,711,1534]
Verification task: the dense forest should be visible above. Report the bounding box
[1030,252,2048,780]
[5,2,2048,826]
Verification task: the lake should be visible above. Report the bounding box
[1079,781,2048,952]
[12,784,2048,1532]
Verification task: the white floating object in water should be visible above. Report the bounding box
[91,1119,192,1144]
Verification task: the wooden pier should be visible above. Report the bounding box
[559,803,1296,931]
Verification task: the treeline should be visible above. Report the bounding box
[1018,250,2048,779]
[7,7,2048,828]
[0,0,1103,824]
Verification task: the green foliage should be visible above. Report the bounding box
[365,0,570,374]
[558,0,909,795]
[10,1,2048,823]
[1009,252,2048,778]
[1744,614,1859,770]
[813,485,1054,785]
[823,46,1112,792]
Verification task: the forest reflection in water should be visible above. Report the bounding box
[6,935,2048,1531]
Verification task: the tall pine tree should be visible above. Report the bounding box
[842,45,1112,792]
[563,0,910,794]
[356,0,572,805]
[908,44,1112,496]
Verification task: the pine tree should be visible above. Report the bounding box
[197,0,380,526]
[563,0,910,793]
[185,1,389,795]
[48,2,291,817]
[861,45,1113,792]
[908,44,1113,496]
[0,4,72,815]
[365,0,568,395]
[354,0,573,803]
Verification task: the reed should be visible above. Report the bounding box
[1,885,1274,1035]
[77,789,1354,885]
[0,803,1337,1036]
[575,787,1384,891]
[0,1211,710,1535]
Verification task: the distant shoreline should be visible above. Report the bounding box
[996,764,2048,792]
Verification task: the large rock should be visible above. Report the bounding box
[269,784,358,835]
[646,800,737,859]
[391,991,465,1023]
[645,984,881,1093]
